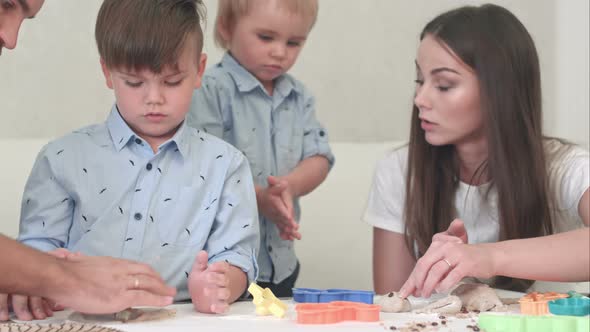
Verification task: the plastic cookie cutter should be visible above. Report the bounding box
[518,292,569,315]
[295,301,380,324]
[478,313,590,332]
[292,288,374,304]
[247,283,288,318]
[548,297,590,316]
[567,290,590,299]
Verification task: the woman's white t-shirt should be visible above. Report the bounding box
[363,141,589,292]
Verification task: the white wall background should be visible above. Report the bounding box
[0,0,588,146]
[0,0,588,291]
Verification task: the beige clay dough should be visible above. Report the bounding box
[69,307,176,324]
[376,292,412,313]
[451,283,503,312]
[414,295,462,314]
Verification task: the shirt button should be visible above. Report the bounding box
[268,245,273,253]
[319,130,325,137]
[134,213,142,221]
[134,138,142,145]
[146,163,153,171]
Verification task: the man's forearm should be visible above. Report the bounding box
[0,234,64,297]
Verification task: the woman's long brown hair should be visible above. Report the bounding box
[404,4,553,291]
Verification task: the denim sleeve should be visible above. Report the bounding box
[204,149,260,283]
[18,144,73,252]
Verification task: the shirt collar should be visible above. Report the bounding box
[221,52,299,98]
[106,105,190,157]
[107,105,137,151]
[164,120,190,158]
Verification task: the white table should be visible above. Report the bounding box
[7,290,527,331]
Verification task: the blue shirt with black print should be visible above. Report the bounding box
[187,53,334,284]
[18,107,259,301]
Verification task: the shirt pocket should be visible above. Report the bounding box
[274,108,303,173]
[225,118,260,177]
[154,186,217,247]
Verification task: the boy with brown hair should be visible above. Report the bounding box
[12,0,258,318]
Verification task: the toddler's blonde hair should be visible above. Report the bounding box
[214,0,318,50]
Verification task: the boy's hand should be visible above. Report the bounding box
[0,248,78,321]
[257,176,301,241]
[188,251,231,314]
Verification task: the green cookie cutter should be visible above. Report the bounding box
[478,313,589,332]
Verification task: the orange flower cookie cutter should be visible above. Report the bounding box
[295,301,380,324]
[519,292,569,315]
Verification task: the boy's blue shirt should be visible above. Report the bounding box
[187,53,334,284]
[18,107,259,301]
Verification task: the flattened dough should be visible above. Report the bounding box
[69,307,176,324]
[414,295,462,314]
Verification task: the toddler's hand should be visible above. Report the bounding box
[267,176,301,240]
[257,177,301,240]
[188,251,231,314]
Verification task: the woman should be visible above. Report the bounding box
[364,3,589,298]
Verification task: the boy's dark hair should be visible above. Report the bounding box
[96,0,205,72]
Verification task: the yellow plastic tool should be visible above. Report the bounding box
[247,283,288,318]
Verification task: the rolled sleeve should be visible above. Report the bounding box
[18,144,72,252]
[205,150,260,283]
[300,94,334,167]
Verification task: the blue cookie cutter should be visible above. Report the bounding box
[548,297,590,316]
[292,288,374,304]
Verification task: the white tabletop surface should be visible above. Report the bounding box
[7,289,527,331]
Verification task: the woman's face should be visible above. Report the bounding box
[414,34,484,147]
